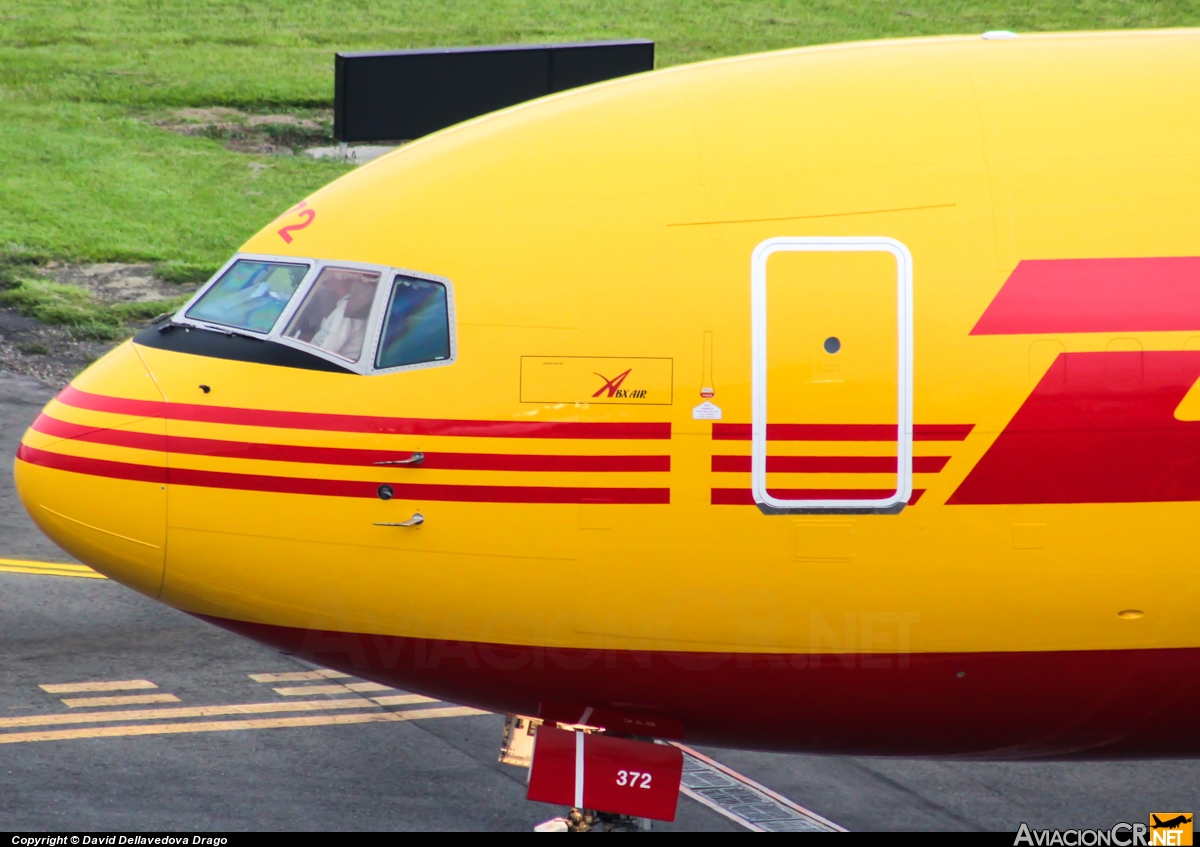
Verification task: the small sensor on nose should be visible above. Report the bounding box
[823,337,841,354]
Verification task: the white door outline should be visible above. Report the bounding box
[751,236,914,514]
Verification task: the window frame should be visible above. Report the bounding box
[276,261,393,366]
[369,269,458,376]
[170,253,457,376]
[177,253,317,339]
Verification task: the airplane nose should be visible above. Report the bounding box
[13,341,167,598]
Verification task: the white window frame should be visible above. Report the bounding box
[750,236,914,514]
[170,253,457,376]
[368,270,459,376]
[177,252,317,340]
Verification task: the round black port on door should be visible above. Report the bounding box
[823,336,841,354]
[377,484,394,501]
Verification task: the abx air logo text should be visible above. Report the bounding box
[593,369,647,399]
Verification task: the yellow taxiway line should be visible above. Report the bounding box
[371,694,440,707]
[248,670,349,682]
[0,698,469,730]
[0,705,486,744]
[272,682,391,696]
[273,684,360,696]
[62,693,181,708]
[41,679,158,693]
[0,558,104,579]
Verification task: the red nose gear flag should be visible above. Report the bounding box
[526,726,684,821]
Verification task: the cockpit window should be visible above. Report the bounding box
[282,267,380,363]
[375,275,451,370]
[185,259,308,333]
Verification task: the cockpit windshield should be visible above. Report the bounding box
[376,275,451,369]
[171,254,454,373]
[185,259,308,333]
[282,267,381,363]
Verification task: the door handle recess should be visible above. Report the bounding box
[374,451,424,466]
[374,513,424,527]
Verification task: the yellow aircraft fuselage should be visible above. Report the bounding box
[16,29,1200,757]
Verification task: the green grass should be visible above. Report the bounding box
[0,271,191,340]
[3,0,1200,272]
[5,0,1200,108]
[0,100,349,266]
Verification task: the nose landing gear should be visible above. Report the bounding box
[535,808,651,832]
[499,713,685,831]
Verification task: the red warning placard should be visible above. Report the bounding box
[526,726,683,821]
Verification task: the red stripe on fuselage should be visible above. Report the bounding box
[949,351,1200,504]
[30,413,669,472]
[16,444,670,504]
[971,257,1200,335]
[200,616,1200,758]
[712,424,973,441]
[711,488,924,505]
[15,443,167,484]
[56,386,671,440]
[711,455,949,473]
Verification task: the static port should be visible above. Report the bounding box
[824,337,841,354]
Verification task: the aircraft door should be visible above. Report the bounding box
[752,237,912,513]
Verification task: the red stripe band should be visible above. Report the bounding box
[16,443,168,484]
[711,455,949,473]
[30,414,670,473]
[711,488,925,505]
[56,386,671,440]
[971,257,1200,335]
[712,424,973,442]
[16,444,670,504]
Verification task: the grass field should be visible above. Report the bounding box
[3,0,1200,273]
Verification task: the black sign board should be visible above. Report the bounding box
[334,40,654,143]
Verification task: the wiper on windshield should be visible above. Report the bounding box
[160,321,264,342]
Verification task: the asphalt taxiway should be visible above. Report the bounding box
[1,372,1197,832]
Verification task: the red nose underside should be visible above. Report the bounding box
[199,615,1200,759]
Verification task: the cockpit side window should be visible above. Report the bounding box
[375,275,451,370]
[185,259,308,333]
[282,267,381,363]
